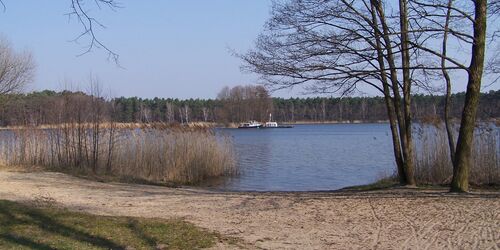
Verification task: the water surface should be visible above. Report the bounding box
[210,124,396,191]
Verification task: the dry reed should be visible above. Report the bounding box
[0,125,237,185]
[413,123,499,186]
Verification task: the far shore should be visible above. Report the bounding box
[0,120,405,130]
[0,118,497,130]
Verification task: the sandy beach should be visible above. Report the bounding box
[0,170,498,249]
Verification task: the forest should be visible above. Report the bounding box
[0,86,498,127]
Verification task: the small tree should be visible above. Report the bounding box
[0,38,35,96]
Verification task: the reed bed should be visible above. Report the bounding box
[413,123,499,186]
[0,122,217,130]
[0,125,237,185]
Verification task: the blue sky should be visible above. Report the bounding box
[0,0,278,99]
[0,1,498,99]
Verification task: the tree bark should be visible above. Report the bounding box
[370,0,406,183]
[451,0,487,192]
[398,0,416,186]
[375,0,414,185]
[442,0,456,162]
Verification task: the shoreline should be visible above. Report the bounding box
[1,118,498,130]
[4,166,498,194]
[0,120,390,130]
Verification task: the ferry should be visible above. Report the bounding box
[238,114,294,129]
[262,114,294,128]
[238,120,262,128]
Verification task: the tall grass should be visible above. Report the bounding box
[413,123,499,186]
[0,125,237,185]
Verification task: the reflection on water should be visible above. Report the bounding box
[206,124,397,191]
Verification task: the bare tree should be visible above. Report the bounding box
[183,105,190,124]
[217,85,273,123]
[106,97,118,174]
[140,103,151,123]
[240,0,420,185]
[242,0,497,191]
[201,107,209,122]
[0,38,35,95]
[450,0,488,192]
[408,0,497,191]
[442,0,457,161]
[89,78,104,173]
[165,102,175,123]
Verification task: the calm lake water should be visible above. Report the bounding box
[209,123,396,191]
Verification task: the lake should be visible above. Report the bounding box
[2,123,496,191]
[208,123,396,191]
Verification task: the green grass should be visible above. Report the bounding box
[0,200,217,250]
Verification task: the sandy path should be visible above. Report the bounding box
[0,170,499,249]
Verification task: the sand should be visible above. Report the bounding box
[0,170,498,249]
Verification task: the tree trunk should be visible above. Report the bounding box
[442,0,456,162]
[398,0,416,186]
[375,0,413,185]
[370,0,406,183]
[451,0,487,192]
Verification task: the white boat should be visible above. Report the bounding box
[264,121,278,127]
[262,113,293,128]
[238,120,262,128]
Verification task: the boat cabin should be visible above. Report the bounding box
[264,121,278,127]
[238,120,262,128]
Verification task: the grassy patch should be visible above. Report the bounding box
[0,200,217,249]
[54,168,181,188]
[342,176,399,191]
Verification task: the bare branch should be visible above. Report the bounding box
[67,0,121,64]
[0,37,36,95]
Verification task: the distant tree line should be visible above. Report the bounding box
[0,87,498,127]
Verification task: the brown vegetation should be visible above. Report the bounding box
[0,125,237,185]
[414,123,499,186]
[0,79,237,185]
[0,37,34,96]
[217,85,273,123]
